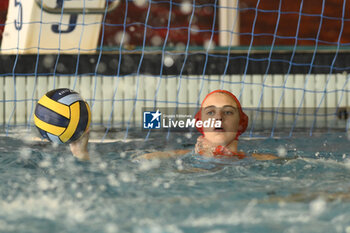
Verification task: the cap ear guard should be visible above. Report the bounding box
[235,110,248,140]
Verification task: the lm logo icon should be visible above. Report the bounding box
[143,110,161,129]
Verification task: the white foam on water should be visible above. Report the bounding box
[183,210,261,227]
[118,171,137,183]
[309,197,326,216]
[182,202,316,227]
[276,145,287,157]
[107,174,120,187]
[39,159,52,168]
[298,157,350,170]
[105,223,119,233]
[331,214,350,233]
[76,192,83,199]
[204,230,227,233]
[120,152,127,158]
[98,162,108,170]
[134,220,183,233]
[0,194,89,223]
[176,159,184,171]
[19,147,31,160]
[99,185,107,191]
[187,180,196,186]
[344,159,350,169]
[71,182,78,190]
[0,220,16,231]
[36,177,52,191]
[182,199,261,227]
[152,178,163,188]
[138,159,161,171]
[346,226,350,233]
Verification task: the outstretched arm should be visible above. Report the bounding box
[251,153,278,160]
[136,149,190,160]
[69,131,90,160]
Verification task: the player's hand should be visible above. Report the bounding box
[69,130,90,160]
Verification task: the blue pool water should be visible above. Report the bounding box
[1,131,350,233]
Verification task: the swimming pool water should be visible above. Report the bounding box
[1,131,350,233]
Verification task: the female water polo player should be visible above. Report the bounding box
[70,90,277,160]
[136,90,277,160]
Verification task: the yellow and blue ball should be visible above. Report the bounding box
[34,88,91,144]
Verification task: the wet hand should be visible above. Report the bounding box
[69,130,90,160]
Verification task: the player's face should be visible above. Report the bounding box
[201,93,240,146]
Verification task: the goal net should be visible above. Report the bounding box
[1,0,350,139]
